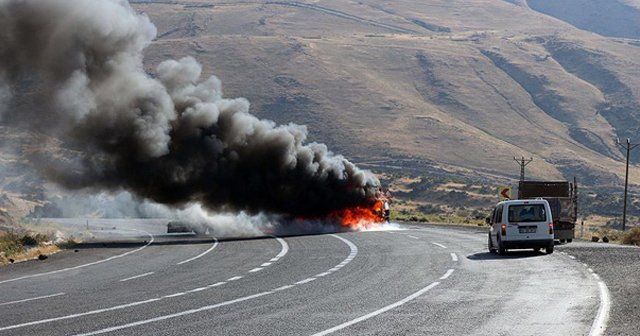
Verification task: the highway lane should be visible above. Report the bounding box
[0,223,603,335]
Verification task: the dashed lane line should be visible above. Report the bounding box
[64,234,358,336]
[0,236,288,332]
[431,242,447,249]
[120,272,154,282]
[450,253,458,262]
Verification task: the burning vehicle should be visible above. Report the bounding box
[167,221,210,235]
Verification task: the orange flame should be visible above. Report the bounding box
[329,199,385,230]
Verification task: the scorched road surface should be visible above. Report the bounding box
[0,223,603,335]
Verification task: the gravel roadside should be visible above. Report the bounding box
[557,242,640,336]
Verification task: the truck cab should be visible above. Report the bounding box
[487,199,555,254]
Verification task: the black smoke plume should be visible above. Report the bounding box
[0,0,380,217]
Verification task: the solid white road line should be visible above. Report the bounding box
[295,278,316,285]
[68,234,359,336]
[273,237,289,261]
[450,253,458,262]
[0,298,163,332]
[176,238,219,265]
[0,230,154,285]
[227,276,243,281]
[310,282,441,336]
[0,292,65,306]
[72,292,274,336]
[120,272,154,282]
[588,272,611,336]
[440,269,455,280]
[431,242,447,249]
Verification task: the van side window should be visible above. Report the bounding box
[494,205,503,223]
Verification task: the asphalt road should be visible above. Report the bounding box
[0,222,612,335]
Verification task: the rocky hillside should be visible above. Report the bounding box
[123,0,640,188]
[3,0,640,219]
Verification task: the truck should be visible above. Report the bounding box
[517,179,577,242]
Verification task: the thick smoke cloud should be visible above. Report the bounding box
[0,0,380,217]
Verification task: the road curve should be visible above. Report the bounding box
[0,223,602,335]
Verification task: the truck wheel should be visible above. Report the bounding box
[498,236,507,255]
[533,247,540,253]
[546,243,554,254]
[567,239,573,243]
[488,234,497,254]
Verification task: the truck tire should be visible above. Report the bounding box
[533,247,540,253]
[567,239,573,243]
[546,243,554,254]
[488,234,497,254]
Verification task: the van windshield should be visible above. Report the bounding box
[508,204,547,223]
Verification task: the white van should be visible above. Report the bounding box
[487,199,554,254]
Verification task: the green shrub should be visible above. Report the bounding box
[0,233,23,256]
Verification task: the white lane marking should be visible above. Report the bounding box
[163,293,186,299]
[450,253,458,262]
[72,292,274,336]
[0,298,163,332]
[274,285,295,291]
[431,242,447,249]
[316,272,331,277]
[261,263,272,267]
[589,280,611,336]
[568,255,576,260]
[295,278,316,285]
[406,235,419,239]
[586,267,611,336]
[310,282,441,336]
[440,269,455,280]
[0,236,289,331]
[207,282,226,288]
[68,234,359,335]
[0,230,154,285]
[248,268,263,273]
[0,292,65,306]
[272,237,289,261]
[119,272,154,282]
[176,238,219,265]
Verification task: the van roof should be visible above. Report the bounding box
[497,199,549,206]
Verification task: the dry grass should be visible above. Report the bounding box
[0,232,62,266]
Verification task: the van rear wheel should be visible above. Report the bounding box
[546,243,554,254]
[497,236,507,255]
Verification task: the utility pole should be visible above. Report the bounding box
[513,156,533,182]
[616,138,640,231]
